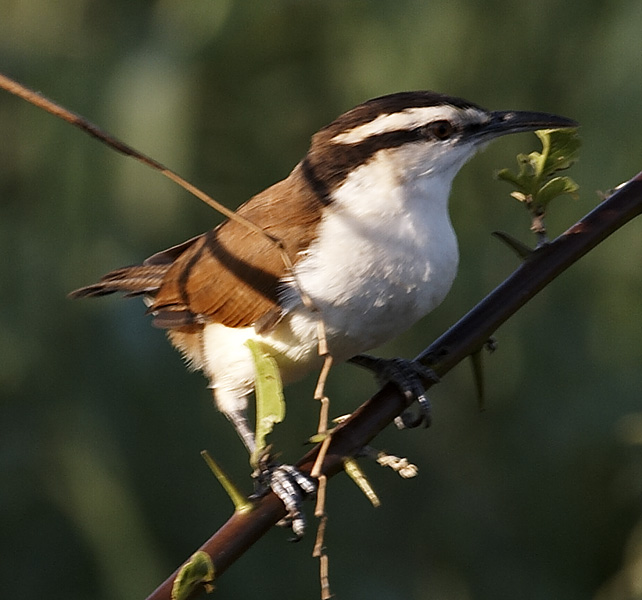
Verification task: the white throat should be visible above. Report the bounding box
[279,148,462,362]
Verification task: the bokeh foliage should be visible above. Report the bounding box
[1,1,641,599]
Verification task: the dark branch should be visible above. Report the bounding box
[146,172,642,600]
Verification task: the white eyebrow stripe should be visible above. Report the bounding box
[331,106,487,145]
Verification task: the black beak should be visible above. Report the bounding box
[480,110,579,139]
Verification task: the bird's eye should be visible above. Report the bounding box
[426,120,455,140]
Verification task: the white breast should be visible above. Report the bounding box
[273,149,460,367]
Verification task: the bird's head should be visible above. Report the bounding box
[302,91,577,201]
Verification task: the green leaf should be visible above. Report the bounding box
[496,166,524,190]
[246,339,285,468]
[172,551,215,600]
[536,128,582,175]
[535,175,580,209]
[497,152,539,195]
[496,128,581,236]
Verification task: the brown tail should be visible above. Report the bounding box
[69,264,170,299]
[69,235,202,300]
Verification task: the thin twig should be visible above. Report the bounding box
[314,356,334,432]
[313,510,332,598]
[0,72,274,242]
[319,548,332,599]
[313,483,328,539]
[314,474,328,519]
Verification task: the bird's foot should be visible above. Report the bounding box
[251,452,317,540]
[348,354,439,428]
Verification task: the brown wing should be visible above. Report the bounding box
[149,163,326,330]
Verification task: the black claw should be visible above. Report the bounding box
[349,354,437,427]
[395,406,430,429]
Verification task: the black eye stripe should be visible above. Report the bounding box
[346,121,459,151]
[303,120,465,199]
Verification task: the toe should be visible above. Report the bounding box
[253,460,317,540]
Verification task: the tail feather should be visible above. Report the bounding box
[69,264,170,299]
[70,235,202,300]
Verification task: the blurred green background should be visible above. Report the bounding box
[1,1,641,599]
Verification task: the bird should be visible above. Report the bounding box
[70,91,577,530]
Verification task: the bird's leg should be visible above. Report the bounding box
[347,354,439,428]
[223,408,316,539]
[224,409,257,454]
